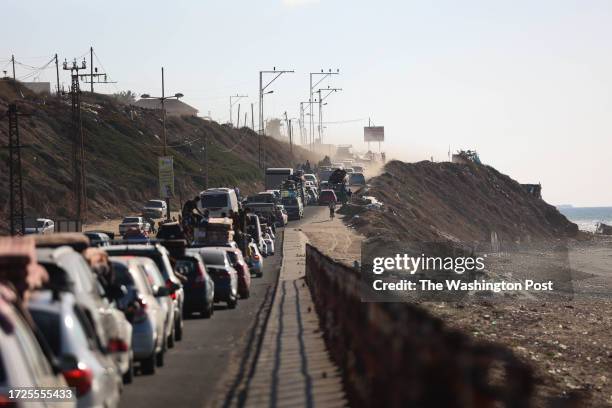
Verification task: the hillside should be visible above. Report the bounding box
[351,159,578,249]
[0,80,318,233]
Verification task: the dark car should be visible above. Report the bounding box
[156,222,185,241]
[175,254,215,318]
[187,247,238,309]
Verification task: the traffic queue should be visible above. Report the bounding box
[0,184,289,408]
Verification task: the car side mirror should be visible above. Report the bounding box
[155,286,170,297]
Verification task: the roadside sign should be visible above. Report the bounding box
[159,156,175,198]
[364,126,384,142]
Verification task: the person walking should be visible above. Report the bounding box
[328,200,335,220]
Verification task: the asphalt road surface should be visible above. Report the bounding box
[119,206,319,408]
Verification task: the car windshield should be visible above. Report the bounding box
[122,217,140,223]
[29,310,61,355]
[175,259,198,278]
[36,220,46,228]
[350,173,366,185]
[248,194,274,203]
[200,250,226,266]
[145,200,163,208]
[201,194,228,208]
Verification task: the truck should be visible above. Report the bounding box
[280,178,305,220]
[265,168,293,190]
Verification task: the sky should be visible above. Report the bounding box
[1,0,611,206]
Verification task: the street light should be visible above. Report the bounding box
[140,67,184,221]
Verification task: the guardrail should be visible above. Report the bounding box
[305,244,534,408]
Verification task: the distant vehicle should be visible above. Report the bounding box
[25,218,55,235]
[83,231,111,247]
[246,213,265,254]
[142,199,168,219]
[29,290,123,405]
[303,173,318,185]
[199,188,239,218]
[245,241,264,277]
[246,191,277,204]
[123,227,150,243]
[281,196,304,220]
[174,253,215,318]
[104,244,185,342]
[190,247,239,309]
[266,189,281,201]
[265,168,293,190]
[320,181,330,190]
[319,189,338,205]
[0,287,71,404]
[318,170,333,184]
[331,162,344,170]
[219,247,251,299]
[344,167,355,174]
[156,222,185,241]
[349,172,366,186]
[119,217,150,236]
[111,257,169,374]
[353,164,365,173]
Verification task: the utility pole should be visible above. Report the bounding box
[229,94,247,125]
[140,68,184,221]
[79,47,116,93]
[309,69,340,150]
[236,104,241,128]
[3,104,27,235]
[244,112,247,130]
[11,55,15,80]
[203,131,209,190]
[258,68,294,169]
[63,58,88,222]
[251,103,255,130]
[54,54,60,95]
[316,87,342,145]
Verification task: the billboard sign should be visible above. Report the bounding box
[364,126,384,142]
[159,156,175,198]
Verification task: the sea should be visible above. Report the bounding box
[557,206,612,232]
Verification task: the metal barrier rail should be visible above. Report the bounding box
[305,244,534,408]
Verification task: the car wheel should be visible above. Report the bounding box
[122,357,134,384]
[175,317,183,341]
[141,353,156,375]
[156,349,165,367]
[167,328,175,348]
[202,302,213,318]
[227,296,237,309]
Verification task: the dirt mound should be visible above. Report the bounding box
[354,160,577,249]
[0,80,318,233]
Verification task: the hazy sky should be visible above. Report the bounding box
[2,0,611,206]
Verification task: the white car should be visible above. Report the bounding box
[199,188,240,218]
[29,290,122,408]
[118,217,150,236]
[142,199,168,219]
[25,218,55,235]
[303,173,318,185]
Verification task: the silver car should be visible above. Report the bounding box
[0,287,73,408]
[29,290,122,408]
[133,257,176,348]
[111,257,168,375]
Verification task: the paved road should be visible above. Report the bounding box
[119,206,320,408]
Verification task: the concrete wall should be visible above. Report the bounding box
[305,244,533,408]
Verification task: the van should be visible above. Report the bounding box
[199,188,239,217]
[265,168,293,190]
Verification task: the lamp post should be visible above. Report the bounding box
[141,67,184,221]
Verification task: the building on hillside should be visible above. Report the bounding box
[132,98,198,117]
[23,82,51,94]
[265,118,283,140]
